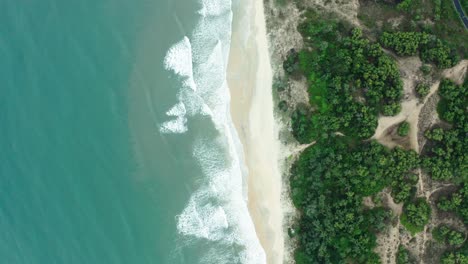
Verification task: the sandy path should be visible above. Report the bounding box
[227,0,284,263]
[372,59,467,153]
[372,59,468,263]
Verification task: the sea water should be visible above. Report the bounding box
[0,0,264,263]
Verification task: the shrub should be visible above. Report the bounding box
[401,198,431,235]
[398,122,410,137]
[396,246,414,264]
[283,49,300,75]
[416,83,430,98]
[420,64,432,75]
[433,225,466,246]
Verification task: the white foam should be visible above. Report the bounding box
[198,0,232,17]
[161,0,266,262]
[166,102,186,117]
[176,189,229,241]
[159,116,188,134]
[163,37,196,91]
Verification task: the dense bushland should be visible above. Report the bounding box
[286,8,467,264]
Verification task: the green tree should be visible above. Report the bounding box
[415,83,430,98]
[398,122,410,137]
[433,225,466,246]
[397,245,414,264]
[401,199,431,235]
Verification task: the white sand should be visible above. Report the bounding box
[227,0,284,263]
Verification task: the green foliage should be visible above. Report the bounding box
[380,32,429,56]
[433,225,466,246]
[401,198,431,235]
[422,79,467,181]
[438,79,467,124]
[421,38,459,69]
[391,171,418,204]
[290,137,420,263]
[396,245,415,264]
[425,127,444,141]
[291,107,315,144]
[307,71,329,113]
[434,0,442,21]
[397,0,415,12]
[434,0,468,56]
[380,31,458,68]
[273,77,288,92]
[278,100,288,111]
[287,8,467,264]
[441,248,468,264]
[420,64,431,75]
[290,14,403,143]
[383,103,402,116]
[398,122,410,137]
[439,241,468,263]
[415,83,430,98]
[283,49,300,75]
[358,0,467,61]
[438,185,468,224]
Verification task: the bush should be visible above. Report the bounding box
[283,49,300,75]
[397,0,415,12]
[278,101,288,111]
[434,225,466,246]
[420,38,459,69]
[441,251,468,264]
[291,107,314,144]
[416,83,430,98]
[383,103,402,116]
[397,246,415,264]
[422,79,467,181]
[420,64,432,75]
[380,32,459,68]
[380,32,429,56]
[273,78,288,92]
[401,198,431,235]
[290,138,419,263]
[398,122,410,137]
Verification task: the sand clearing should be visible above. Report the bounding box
[372,59,468,153]
[227,0,284,263]
[372,59,468,263]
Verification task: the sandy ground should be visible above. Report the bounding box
[227,0,285,263]
[372,59,468,263]
[373,59,468,152]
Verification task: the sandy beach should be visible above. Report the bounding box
[227,0,284,263]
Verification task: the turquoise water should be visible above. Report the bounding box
[0,0,264,263]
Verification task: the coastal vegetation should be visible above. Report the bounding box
[397,122,410,137]
[281,2,468,263]
[416,82,430,98]
[396,245,414,264]
[291,137,418,263]
[358,0,467,59]
[289,12,403,143]
[380,31,459,68]
[400,198,431,235]
[433,225,466,246]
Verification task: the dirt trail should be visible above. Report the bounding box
[263,0,467,261]
[373,60,468,263]
[372,59,468,153]
[442,60,468,84]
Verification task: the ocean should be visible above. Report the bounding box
[0,0,264,263]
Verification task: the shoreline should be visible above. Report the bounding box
[227,0,285,262]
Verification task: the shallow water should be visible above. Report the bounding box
[0,0,263,263]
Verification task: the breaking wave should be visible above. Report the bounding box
[160,0,265,263]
